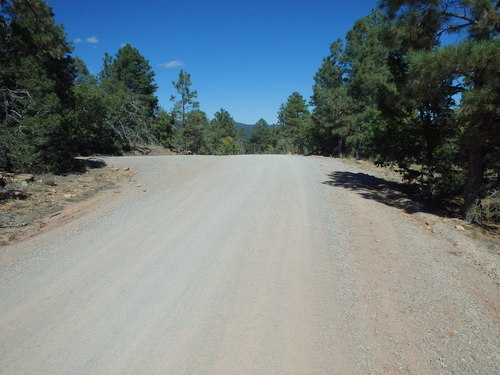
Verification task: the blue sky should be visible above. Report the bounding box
[49,0,381,124]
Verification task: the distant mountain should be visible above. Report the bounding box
[235,122,254,136]
[236,122,278,136]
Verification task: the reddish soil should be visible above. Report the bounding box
[0,163,132,246]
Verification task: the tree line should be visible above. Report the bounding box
[273,0,499,222]
[0,0,245,174]
[1,0,498,222]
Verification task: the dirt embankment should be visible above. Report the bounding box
[0,160,133,245]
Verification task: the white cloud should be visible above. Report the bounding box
[120,42,127,47]
[74,36,99,45]
[86,36,99,44]
[159,60,185,68]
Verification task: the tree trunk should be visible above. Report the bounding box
[338,138,343,158]
[463,144,485,223]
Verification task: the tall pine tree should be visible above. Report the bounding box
[310,40,352,156]
[247,118,274,154]
[380,0,499,220]
[344,10,394,159]
[170,70,200,152]
[1,0,77,172]
[277,92,313,154]
[97,45,159,149]
[101,44,158,116]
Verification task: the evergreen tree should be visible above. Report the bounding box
[310,40,352,156]
[344,10,394,159]
[211,108,237,139]
[216,136,239,155]
[70,57,117,155]
[277,92,313,154]
[0,0,77,172]
[97,46,158,150]
[247,118,274,154]
[102,87,156,148]
[205,108,239,154]
[410,38,499,218]
[102,44,158,115]
[380,0,499,220]
[183,109,208,154]
[73,56,96,85]
[373,1,460,194]
[98,52,113,84]
[170,70,199,128]
[150,108,174,147]
[170,70,199,151]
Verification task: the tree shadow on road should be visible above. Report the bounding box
[75,157,107,171]
[323,171,459,217]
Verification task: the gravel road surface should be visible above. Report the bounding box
[1,155,498,374]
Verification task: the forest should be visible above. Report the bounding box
[0,0,498,223]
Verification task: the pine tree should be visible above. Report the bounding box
[150,108,174,147]
[0,0,77,172]
[205,108,239,154]
[171,70,199,128]
[380,0,500,220]
[211,108,237,139]
[374,0,462,192]
[170,70,199,152]
[410,38,499,218]
[97,46,158,150]
[71,57,117,155]
[247,118,273,154]
[344,10,394,159]
[277,92,313,154]
[310,40,352,156]
[183,109,208,154]
[102,44,158,116]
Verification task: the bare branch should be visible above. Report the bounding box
[443,11,475,23]
[1,87,34,125]
[104,95,157,146]
[437,21,474,37]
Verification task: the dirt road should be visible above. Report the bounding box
[0,155,498,374]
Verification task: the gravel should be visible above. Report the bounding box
[0,155,498,374]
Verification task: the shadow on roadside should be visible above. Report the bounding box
[323,171,459,218]
[76,157,107,170]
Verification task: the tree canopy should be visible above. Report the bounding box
[0,0,77,172]
[100,44,158,116]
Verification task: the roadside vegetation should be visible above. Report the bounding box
[0,0,498,225]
